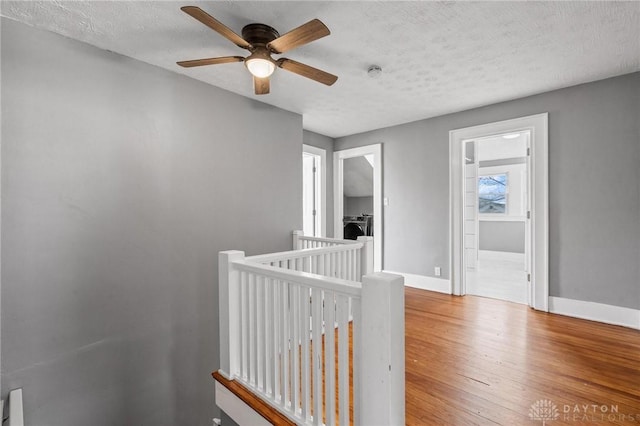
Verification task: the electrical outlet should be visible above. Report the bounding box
[434,266,441,277]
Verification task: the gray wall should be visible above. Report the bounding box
[479,221,525,253]
[1,18,301,426]
[303,130,335,237]
[335,72,640,310]
[345,196,374,216]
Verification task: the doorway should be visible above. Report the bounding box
[463,132,530,304]
[450,114,549,311]
[302,144,326,237]
[334,144,382,271]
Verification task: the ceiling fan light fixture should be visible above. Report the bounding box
[245,54,275,78]
[178,7,338,93]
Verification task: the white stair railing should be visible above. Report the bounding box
[292,230,357,249]
[291,231,374,280]
[217,232,404,426]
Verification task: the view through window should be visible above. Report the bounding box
[478,173,508,214]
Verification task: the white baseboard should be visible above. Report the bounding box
[383,270,451,294]
[549,297,640,330]
[380,271,639,330]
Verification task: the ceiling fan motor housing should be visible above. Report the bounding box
[241,23,280,48]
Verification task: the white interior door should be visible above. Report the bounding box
[464,141,478,273]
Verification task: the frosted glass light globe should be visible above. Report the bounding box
[246,58,275,78]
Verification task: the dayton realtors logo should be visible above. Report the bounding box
[529,399,640,423]
[529,399,560,425]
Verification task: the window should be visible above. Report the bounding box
[478,173,508,214]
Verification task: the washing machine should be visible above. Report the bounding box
[343,215,373,240]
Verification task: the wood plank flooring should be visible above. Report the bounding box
[405,288,640,425]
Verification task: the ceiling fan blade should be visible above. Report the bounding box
[254,76,270,95]
[181,6,252,50]
[267,19,330,54]
[277,58,338,86]
[177,56,245,68]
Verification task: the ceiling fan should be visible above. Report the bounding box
[177,6,338,95]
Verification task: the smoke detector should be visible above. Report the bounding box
[367,65,382,78]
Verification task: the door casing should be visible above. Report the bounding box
[334,144,382,271]
[449,114,549,311]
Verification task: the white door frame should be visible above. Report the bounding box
[303,144,327,237]
[449,114,549,311]
[334,144,382,271]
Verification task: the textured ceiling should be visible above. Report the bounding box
[2,1,639,138]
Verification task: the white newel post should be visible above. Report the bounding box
[357,236,374,279]
[357,272,405,426]
[292,230,304,250]
[218,250,244,380]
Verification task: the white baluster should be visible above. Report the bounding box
[336,294,350,426]
[273,279,280,399]
[262,276,269,393]
[333,252,338,278]
[241,271,248,381]
[281,281,290,408]
[249,273,256,385]
[300,286,311,422]
[291,284,300,414]
[266,277,274,397]
[324,291,336,426]
[311,288,323,426]
[318,254,325,278]
[351,296,361,426]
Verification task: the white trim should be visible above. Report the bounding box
[384,270,450,294]
[8,388,24,426]
[303,144,327,237]
[449,113,549,311]
[334,144,383,271]
[215,382,271,426]
[549,297,640,330]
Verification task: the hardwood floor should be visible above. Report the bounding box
[405,287,640,425]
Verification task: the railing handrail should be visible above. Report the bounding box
[246,242,363,264]
[233,259,362,297]
[297,234,360,245]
